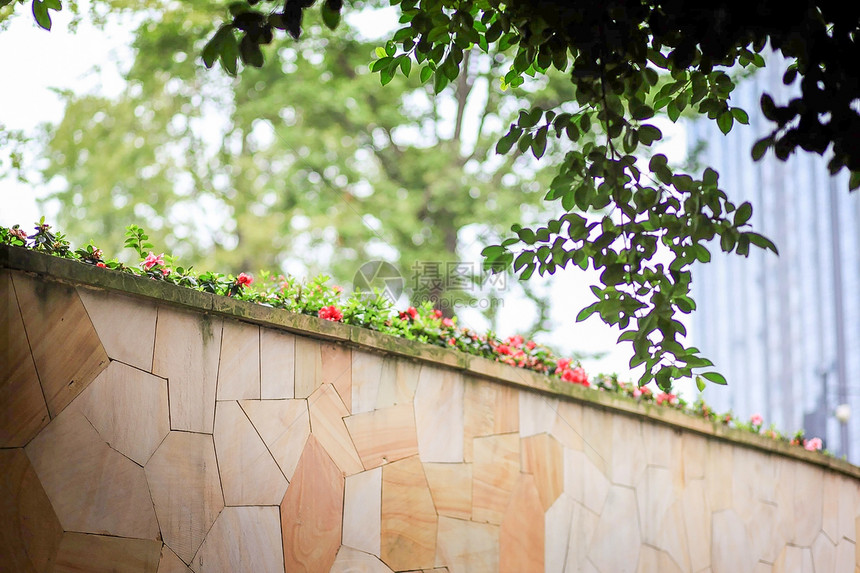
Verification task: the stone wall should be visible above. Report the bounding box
[2,247,859,573]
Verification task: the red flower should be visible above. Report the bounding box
[507,334,524,347]
[236,273,253,286]
[561,366,589,386]
[433,309,443,318]
[400,306,419,321]
[96,262,107,268]
[525,340,536,350]
[656,393,678,406]
[448,338,456,346]
[496,344,512,355]
[162,268,170,277]
[441,317,454,328]
[318,305,343,321]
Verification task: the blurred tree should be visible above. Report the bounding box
[37,0,580,334]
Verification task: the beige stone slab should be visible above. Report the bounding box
[190,506,283,573]
[641,420,676,469]
[682,479,712,571]
[77,286,157,372]
[158,546,192,573]
[582,452,610,515]
[637,545,683,573]
[682,432,707,483]
[564,501,600,572]
[812,531,836,573]
[152,306,222,433]
[656,500,691,572]
[145,431,224,563]
[214,401,288,505]
[745,499,783,564]
[635,465,675,547]
[331,546,395,573]
[260,328,295,399]
[1,271,49,447]
[581,407,612,477]
[70,360,170,466]
[216,320,260,400]
[414,366,464,463]
[838,476,858,543]
[521,433,564,511]
[25,409,159,539]
[711,509,754,573]
[13,272,108,418]
[772,457,798,544]
[424,462,472,520]
[435,516,499,573]
[53,532,161,573]
[344,403,418,469]
[472,433,520,524]
[611,415,646,487]
[519,391,558,437]
[563,447,585,504]
[834,539,855,572]
[704,439,734,511]
[0,448,64,572]
[322,342,352,411]
[343,467,382,557]
[240,398,309,481]
[462,378,519,462]
[793,463,824,546]
[295,336,323,399]
[588,485,641,573]
[381,455,437,571]
[821,471,840,544]
[376,358,421,410]
[500,474,544,573]
[545,494,574,573]
[552,400,584,451]
[281,434,344,573]
[772,545,814,573]
[309,383,363,476]
[351,350,387,414]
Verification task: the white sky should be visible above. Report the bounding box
[0,4,692,387]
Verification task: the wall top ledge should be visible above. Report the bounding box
[4,243,858,481]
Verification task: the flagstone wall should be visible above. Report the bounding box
[2,248,860,573]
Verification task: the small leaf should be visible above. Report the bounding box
[751,136,771,161]
[321,1,341,30]
[702,371,727,385]
[746,232,779,254]
[696,376,706,392]
[419,65,433,83]
[734,202,753,226]
[717,111,734,135]
[731,107,749,125]
[399,56,411,76]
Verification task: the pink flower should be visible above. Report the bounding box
[318,305,343,321]
[142,252,165,270]
[525,340,536,350]
[555,358,572,373]
[441,317,454,328]
[162,268,170,277]
[433,309,443,319]
[561,366,589,386]
[804,437,823,451]
[448,338,456,346]
[10,227,27,240]
[332,285,343,294]
[656,392,678,406]
[632,388,642,398]
[236,272,253,286]
[750,413,764,427]
[496,344,512,356]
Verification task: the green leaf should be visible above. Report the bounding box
[696,376,706,392]
[751,137,771,161]
[375,47,387,58]
[850,171,860,191]
[531,127,547,159]
[321,2,341,30]
[399,56,412,77]
[716,111,734,135]
[220,32,239,76]
[731,107,749,125]
[202,26,231,68]
[419,65,433,83]
[638,125,662,145]
[746,232,779,255]
[31,0,52,30]
[702,371,727,385]
[576,301,601,322]
[734,202,753,226]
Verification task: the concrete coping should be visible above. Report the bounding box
[3,243,858,480]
